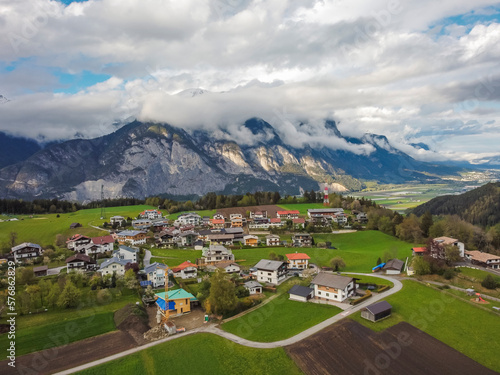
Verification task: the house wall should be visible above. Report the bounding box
[289,294,308,302]
[101,263,125,276]
[314,283,354,302]
[385,269,401,275]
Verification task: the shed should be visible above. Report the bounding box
[288,284,314,302]
[33,265,48,277]
[361,301,392,322]
[383,259,404,275]
[70,222,82,229]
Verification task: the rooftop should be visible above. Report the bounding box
[12,242,41,251]
[255,259,287,271]
[286,252,311,260]
[465,250,500,262]
[289,284,314,298]
[364,300,392,315]
[312,273,354,289]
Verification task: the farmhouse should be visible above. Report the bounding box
[11,243,43,263]
[156,230,177,247]
[33,265,48,277]
[288,285,314,302]
[172,261,198,279]
[198,245,235,266]
[155,288,197,316]
[114,245,139,263]
[277,210,300,219]
[243,235,259,247]
[293,218,305,229]
[244,280,263,295]
[312,273,356,303]
[361,301,392,322]
[116,230,147,245]
[266,234,280,246]
[66,253,97,273]
[99,257,129,276]
[383,259,405,275]
[465,250,500,270]
[292,233,313,247]
[255,259,288,285]
[144,262,168,287]
[215,261,241,274]
[286,252,310,270]
[269,218,284,227]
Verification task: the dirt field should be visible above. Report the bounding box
[215,205,284,219]
[0,331,136,375]
[286,320,497,375]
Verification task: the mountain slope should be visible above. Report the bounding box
[0,132,42,169]
[412,182,500,227]
[0,119,462,201]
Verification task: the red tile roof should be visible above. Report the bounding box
[293,218,305,223]
[211,219,225,224]
[286,253,311,260]
[412,247,427,253]
[277,210,300,215]
[92,235,115,245]
[270,218,281,223]
[172,261,198,272]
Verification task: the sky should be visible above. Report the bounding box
[1,0,500,164]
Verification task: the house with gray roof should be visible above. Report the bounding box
[244,281,263,295]
[113,245,139,263]
[255,259,288,285]
[99,257,130,276]
[144,262,168,288]
[288,285,314,302]
[383,259,405,275]
[311,273,356,302]
[11,243,42,263]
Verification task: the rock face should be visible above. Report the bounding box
[0,119,459,201]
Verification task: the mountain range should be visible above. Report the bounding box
[0,118,461,201]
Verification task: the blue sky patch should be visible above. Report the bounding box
[54,70,113,94]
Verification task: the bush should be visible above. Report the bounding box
[377,285,390,293]
[443,268,455,280]
[481,275,498,290]
[350,290,372,305]
[97,289,112,305]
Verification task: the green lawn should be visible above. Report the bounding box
[341,273,394,287]
[350,280,500,372]
[0,312,116,356]
[0,205,156,248]
[277,203,326,216]
[233,231,417,272]
[457,267,500,282]
[76,333,302,375]
[221,293,341,342]
[150,247,203,268]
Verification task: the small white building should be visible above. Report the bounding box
[311,273,355,303]
[286,252,310,270]
[244,281,263,295]
[216,261,241,274]
[255,259,288,285]
[176,213,202,227]
[114,245,139,263]
[144,262,168,288]
[266,234,280,246]
[110,216,126,226]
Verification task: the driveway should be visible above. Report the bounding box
[144,249,152,267]
[47,266,66,275]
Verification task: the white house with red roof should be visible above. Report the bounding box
[139,209,163,220]
[172,261,198,279]
[276,210,300,219]
[286,252,311,269]
[66,234,92,250]
[89,235,115,254]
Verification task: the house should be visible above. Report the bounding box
[432,237,465,258]
[288,285,314,302]
[244,235,259,247]
[86,235,114,255]
[172,261,198,279]
[116,230,147,245]
[383,259,405,275]
[11,243,43,263]
[176,212,202,227]
[244,281,263,295]
[293,218,305,229]
[99,257,130,276]
[255,259,288,285]
[332,212,348,225]
[292,233,312,247]
[356,212,368,223]
[198,245,235,266]
[156,230,177,247]
[33,265,48,277]
[114,245,139,263]
[66,254,97,273]
[139,209,163,220]
[132,218,152,230]
[66,234,92,250]
[307,208,344,218]
[144,262,168,287]
[361,301,392,322]
[230,214,244,227]
[286,252,310,269]
[266,234,280,246]
[412,247,427,256]
[178,231,198,247]
[194,240,204,250]
[465,250,500,270]
[250,211,267,219]
[269,218,284,227]
[110,216,126,226]
[208,233,234,246]
[155,288,197,317]
[311,273,356,302]
[223,227,245,241]
[210,213,226,229]
[70,222,82,229]
[215,261,241,274]
[276,210,300,219]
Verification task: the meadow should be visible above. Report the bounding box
[76,333,303,375]
[349,280,500,372]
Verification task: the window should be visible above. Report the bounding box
[318,291,321,295]
[326,293,329,297]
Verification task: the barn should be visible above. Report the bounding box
[361,301,392,322]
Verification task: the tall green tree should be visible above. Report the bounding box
[57,281,81,308]
[330,257,346,272]
[208,270,238,316]
[420,211,433,237]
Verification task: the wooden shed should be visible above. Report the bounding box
[361,301,392,322]
[33,265,48,277]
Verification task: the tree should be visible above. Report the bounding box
[47,283,61,307]
[412,256,431,275]
[124,269,139,290]
[9,231,18,248]
[420,211,433,238]
[378,216,394,235]
[268,252,277,260]
[396,215,424,243]
[26,285,42,309]
[55,234,65,247]
[57,281,81,308]
[19,267,35,285]
[444,245,462,265]
[330,257,346,272]
[43,248,56,260]
[208,270,238,316]
[481,275,498,290]
[376,257,382,265]
[38,279,52,305]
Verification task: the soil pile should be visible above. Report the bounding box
[114,303,150,345]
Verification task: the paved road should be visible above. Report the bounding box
[419,279,500,303]
[47,266,65,275]
[55,273,402,373]
[144,249,152,267]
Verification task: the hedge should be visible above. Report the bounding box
[350,290,372,305]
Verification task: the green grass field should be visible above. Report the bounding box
[76,333,302,375]
[350,280,500,372]
[221,293,341,342]
[0,205,156,248]
[341,273,394,286]
[150,248,203,268]
[277,203,326,215]
[233,231,417,272]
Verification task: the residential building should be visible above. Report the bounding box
[208,233,234,246]
[110,216,126,226]
[210,213,226,229]
[255,259,288,285]
[202,216,211,226]
[176,212,202,226]
[465,250,500,270]
[244,281,263,295]
[66,234,91,250]
[178,231,198,247]
[132,218,152,230]
[412,247,427,256]
[99,257,130,276]
[66,254,97,273]
[276,210,300,219]
[244,235,259,247]
[139,209,163,220]
[116,230,147,245]
[216,261,241,274]
[356,212,368,223]
[198,245,235,266]
[288,285,314,302]
[361,301,392,322]
[172,261,198,279]
[230,214,244,228]
[431,237,465,258]
[293,218,305,229]
[156,230,177,247]
[11,243,43,263]
[383,259,404,275]
[33,265,48,277]
[292,233,313,247]
[311,273,356,302]
[114,245,139,263]
[88,235,115,254]
[286,252,310,269]
[144,262,168,287]
[155,288,197,316]
[266,234,280,246]
[269,218,284,227]
[307,208,344,218]
[223,227,245,241]
[250,211,267,219]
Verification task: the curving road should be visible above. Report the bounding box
[54,273,402,374]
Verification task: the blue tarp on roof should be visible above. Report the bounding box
[140,280,152,287]
[156,298,176,311]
